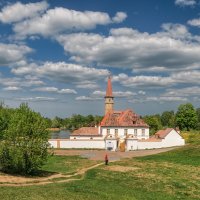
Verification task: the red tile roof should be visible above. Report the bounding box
[71,127,99,136]
[154,128,174,139]
[100,109,149,127]
[105,76,113,97]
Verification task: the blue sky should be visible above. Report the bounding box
[0,0,200,118]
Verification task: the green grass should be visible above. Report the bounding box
[41,155,100,174]
[0,134,199,200]
[136,144,200,166]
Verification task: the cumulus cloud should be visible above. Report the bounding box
[76,83,99,89]
[56,27,200,71]
[0,1,48,23]
[58,89,77,94]
[164,86,200,97]
[112,12,127,23]
[75,96,101,101]
[129,96,188,103]
[15,96,57,102]
[3,86,21,91]
[188,18,200,27]
[12,61,109,84]
[10,7,125,38]
[112,73,175,87]
[113,70,200,88]
[175,0,196,7]
[32,87,77,94]
[92,90,135,98]
[0,76,44,89]
[0,43,32,65]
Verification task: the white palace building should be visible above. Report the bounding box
[49,77,185,151]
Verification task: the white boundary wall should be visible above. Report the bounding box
[49,139,105,149]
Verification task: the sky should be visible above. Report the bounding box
[0,0,200,118]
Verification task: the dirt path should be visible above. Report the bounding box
[0,147,178,187]
[54,147,178,161]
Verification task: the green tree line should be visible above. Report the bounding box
[47,114,103,130]
[143,103,199,135]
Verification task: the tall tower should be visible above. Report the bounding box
[105,76,114,114]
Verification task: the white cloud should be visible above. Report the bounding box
[12,61,109,85]
[92,90,135,98]
[0,1,49,23]
[112,73,175,87]
[56,27,200,71]
[58,89,77,94]
[76,83,99,89]
[15,96,57,102]
[188,18,200,27]
[129,96,188,103]
[75,96,101,101]
[12,7,124,38]
[113,70,200,88]
[175,0,196,7]
[0,43,32,65]
[138,90,146,95]
[112,12,127,23]
[32,87,77,94]
[32,87,58,92]
[164,86,200,97]
[3,86,21,91]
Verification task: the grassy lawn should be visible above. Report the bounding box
[0,133,199,200]
[41,155,100,174]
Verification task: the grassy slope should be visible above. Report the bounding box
[0,133,199,200]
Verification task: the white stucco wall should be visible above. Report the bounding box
[161,130,185,147]
[101,127,149,139]
[49,139,105,149]
[126,139,138,150]
[105,139,117,151]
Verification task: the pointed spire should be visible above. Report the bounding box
[105,75,113,97]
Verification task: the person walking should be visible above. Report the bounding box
[105,154,109,165]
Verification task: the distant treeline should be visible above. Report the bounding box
[46,114,103,131]
[143,103,200,135]
[1,102,200,134]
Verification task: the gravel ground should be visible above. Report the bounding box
[53,147,178,161]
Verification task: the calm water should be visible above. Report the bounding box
[50,130,71,139]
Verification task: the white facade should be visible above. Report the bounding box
[49,128,185,151]
[101,127,149,139]
[69,135,104,140]
[126,129,185,151]
[161,130,185,147]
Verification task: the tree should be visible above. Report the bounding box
[0,103,50,175]
[161,111,175,128]
[176,103,198,131]
[143,115,162,135]
[196,108,200,130]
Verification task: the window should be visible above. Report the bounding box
[134,129,137,136]
[107,129,110,134]
[142,129,145,136]
[124,129,128,136]
[115,129,118,135]
[90,137,93,140]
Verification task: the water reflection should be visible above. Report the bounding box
[50,130,71,139]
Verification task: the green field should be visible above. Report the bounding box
[0,134,199,200]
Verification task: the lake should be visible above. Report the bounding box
[50,130,71,139]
